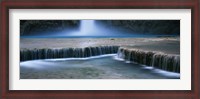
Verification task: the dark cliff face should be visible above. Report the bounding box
[20,20,180,36]
[96,20,180,35]
[20,20,80,36]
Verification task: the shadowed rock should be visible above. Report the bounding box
[117,47,180,73]
[20,46,119,61]
[20,45,180,73]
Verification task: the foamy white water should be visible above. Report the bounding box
[20,54,180,79]
[114,57,180,78]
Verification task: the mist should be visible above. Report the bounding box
[20,20,180,38]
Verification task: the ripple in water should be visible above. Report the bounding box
[20,54,180,79]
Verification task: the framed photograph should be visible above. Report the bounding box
[1,0,199,99]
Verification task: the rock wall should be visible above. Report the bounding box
[20,46,119,61]
[97,20,180,35]
[20,20,80,35]
[117,47,180,73]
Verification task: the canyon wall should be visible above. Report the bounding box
[97,20,180,35]
[20,20,180,36]
[20,20,80,35]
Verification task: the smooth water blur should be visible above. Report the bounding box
[67,20,121,36]
[20,54,180,79]
[81,20,96,35]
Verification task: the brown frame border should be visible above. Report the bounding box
[0,0,199,99]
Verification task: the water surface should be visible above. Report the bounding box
[20,54,180,79]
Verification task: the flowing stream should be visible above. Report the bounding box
[20,54,180,79]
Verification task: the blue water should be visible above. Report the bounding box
[20,54,180,79]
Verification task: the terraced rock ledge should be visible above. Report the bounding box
[20,46,119,61]
[20,38,180,73]
[20,46,180,73]
[117,47,180,73]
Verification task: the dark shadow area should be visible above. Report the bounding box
[20,20,180,38]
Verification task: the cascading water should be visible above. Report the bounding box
[69,20,132,37]
[117,47,180,73]
[21,46,180,73]
[81,20,95,35]
[69,20,101,36]
[20,20,180,74]
[20,46,119,61]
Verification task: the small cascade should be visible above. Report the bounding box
[117,47,180,73]
[20,46,119,62]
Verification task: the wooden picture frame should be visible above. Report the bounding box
[0,0,199,99]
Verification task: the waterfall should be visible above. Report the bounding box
[81,20,95,34]
[21,46,180,73]
[117,47,180,73]
[20,46,119,62]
